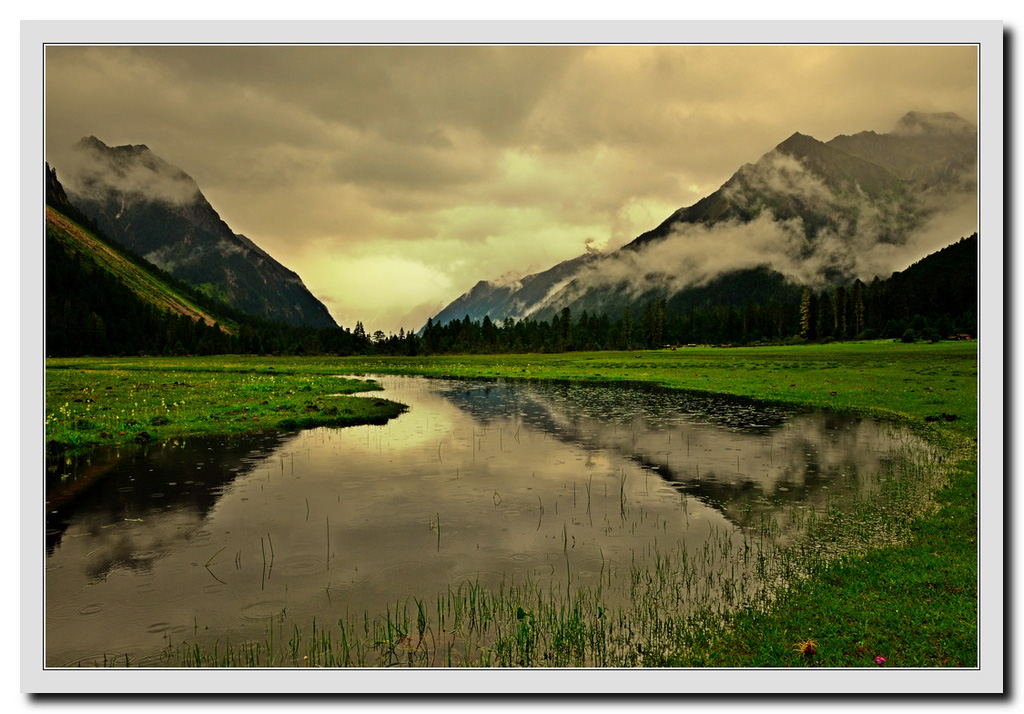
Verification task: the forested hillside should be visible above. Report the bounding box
[420,234,977,353]
[46,204,373,358]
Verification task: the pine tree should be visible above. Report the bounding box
[852,279,866,336]
[560,307,572,350]
[619,307,634,350]
[816,291,834,340]
[654,298,667,347]
[799,287,817,340]
[642,302,656,348]
[834,285,849,340]
[867,277,884,331]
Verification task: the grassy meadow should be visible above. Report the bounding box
[44,341,978,667]
[45,362,405,455]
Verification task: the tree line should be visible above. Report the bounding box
[417,234,976,352]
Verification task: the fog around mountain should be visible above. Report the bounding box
[429,111,976,327]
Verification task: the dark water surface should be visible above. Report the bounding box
[45,375,923,667]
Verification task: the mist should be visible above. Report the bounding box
[548,149,977,307]
[54,139,202,207]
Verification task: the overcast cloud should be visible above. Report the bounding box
[45,45,977,333]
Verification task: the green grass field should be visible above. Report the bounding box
[45,340,978,667]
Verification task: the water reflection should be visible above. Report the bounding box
[45,375,922,667]
[438,380,907,532]
[46,432,288,557]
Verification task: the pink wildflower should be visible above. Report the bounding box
[875,656,886,666]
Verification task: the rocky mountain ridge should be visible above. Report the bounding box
[427,111,977,328]
[53,137,337,329]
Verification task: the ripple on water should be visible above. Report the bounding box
[146,622,171,634]
[277,555,326,576]
[324,578,360,597]
[132,651,172,667]
[78,603,104,616]
[119,583,194,614]
[496,508,526,518]
[130,550,158,562]
[448,569,508,586]
[570,556,615,581]
[238,600,289,621]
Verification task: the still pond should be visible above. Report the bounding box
[45,375,926,667]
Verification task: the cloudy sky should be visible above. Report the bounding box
[44,44,978,333]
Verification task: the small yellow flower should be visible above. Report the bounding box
[793,638,817,658]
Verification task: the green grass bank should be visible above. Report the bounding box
[45,361,406,455]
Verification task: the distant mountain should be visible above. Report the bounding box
[428,111,977,328]
[426,253,599,330]
[52,137,336,329]
[827,111,976,190]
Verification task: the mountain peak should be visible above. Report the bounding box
[76,135,154,158]
[76,135,107,149]
[76,135,157,162]
[55,140,338,329]
[892,111,974,136]
[774,131,828,158]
